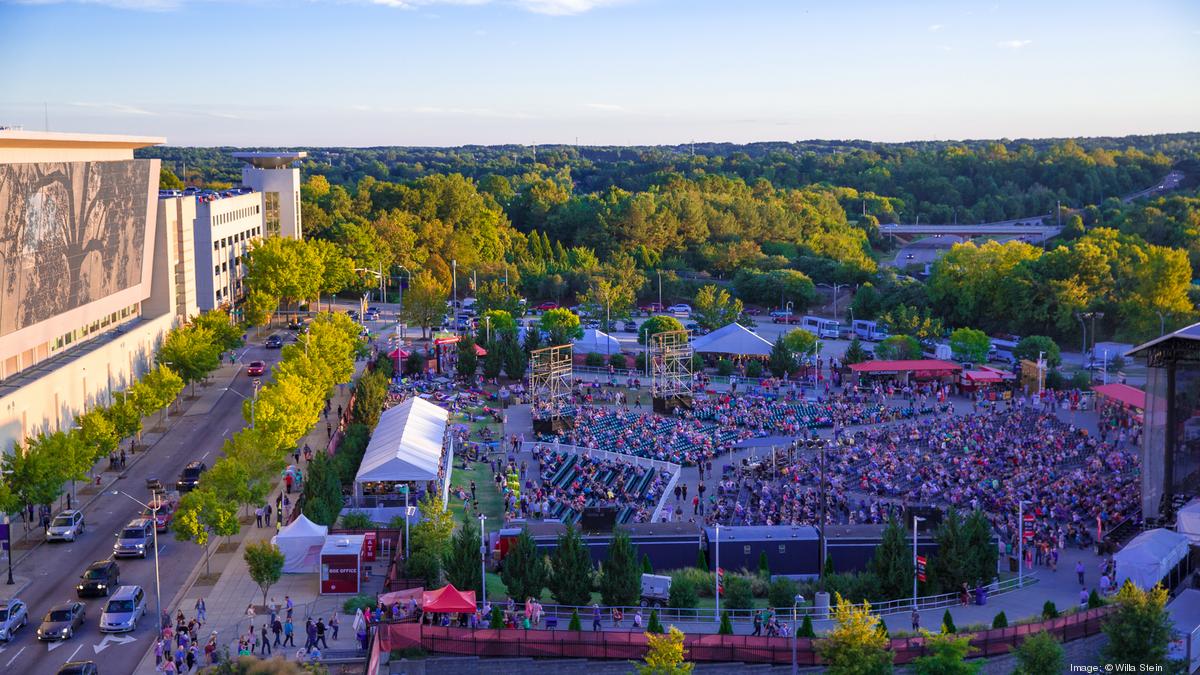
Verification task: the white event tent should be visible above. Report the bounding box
[1177,498,1200,545]
[353,397,450,505]
[574,328,622,354]
[1114,528,1190,590]
[271,514,328,573]
[691,323,773,357]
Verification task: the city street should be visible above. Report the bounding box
[0,339,282,675]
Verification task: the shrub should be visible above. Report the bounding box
[724,575,754,609]
[797,615,815,638]
[647,609,664,634]
[584,352,605,367]
[695,549,708,571]
[758,551,770,577]
[340,510,373,529]
[490,606,504,629]
[608,352,627,369]
[1070,370,1092,390]
[767,577,798,609]
[342,594,374,613]
[1042,600,1059,619]
[716,359,733,376]
[1087,589,1103,609]
[1014,631,1064,675]
[390,647,428,660]
[745,360,764,378]
[670,568,714,597]
[941,609,957,633]
[718,610,733,635]
[568,609,581,631]
[668,577,698,609]
[992,611,1008,628]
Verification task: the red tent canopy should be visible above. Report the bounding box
[421,584,477,613]
[388,348,411,360]
[1093,383,1146,411]
[474,344,487,356]
[848,359,962,375]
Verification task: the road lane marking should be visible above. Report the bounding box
[7,645,24,665]
[66,643,83,661]
[47,640,66,652]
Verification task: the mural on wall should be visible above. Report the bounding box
[0,160,152,337]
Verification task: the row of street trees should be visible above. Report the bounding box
[172,311,363,574]
[0,310,247,526]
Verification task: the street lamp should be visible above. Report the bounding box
[223,380,261,429]
[478,514,488,610]
[817,283,851,320]
[791,593,806,675]
[912,515,926,609]
[1017,500,1029,589]
[111,490,162,632]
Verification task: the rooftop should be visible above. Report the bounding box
[0,129,163,150]
[231,151,308,169]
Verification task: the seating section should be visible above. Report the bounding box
[533,447,671,525]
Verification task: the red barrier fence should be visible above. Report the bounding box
[371,607,1111,667]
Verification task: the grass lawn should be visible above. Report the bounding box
[483,571,602,606]
[447,460,506,524]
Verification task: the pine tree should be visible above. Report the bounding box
[941,609,957,634]
[646,609,664,634]
[500,528,546,604]
[457,334,478,378]
[768,337,794,377]
[642,553,653,574]
[568,609,581,631]
[696,549,708,571]
[961,510,998,586]
[600,527,641,606]
[869,516,913,599]
[843,338,871,365]
[797,615,815,638]
[548,524,593,606]
[1041,601,1058,619]
[489,605,504,629]
[992,611,1008,628]
[444,513,482,595]
[929,508,966,594]
[758,550,771,577]
[718,610,733,635]
[1088,589,1103,609]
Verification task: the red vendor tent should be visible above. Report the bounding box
[1092,383,1146,411]
[421,584,477,613]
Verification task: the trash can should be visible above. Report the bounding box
[1008,555,1019,573]
[975,586,987,606]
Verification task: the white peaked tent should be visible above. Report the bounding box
[272,514,328,573]
[354,397,449,494]
[574,328,621,354]
[691,323,773,357]
[1177,498,1200,545]
[1114,528,1190,590]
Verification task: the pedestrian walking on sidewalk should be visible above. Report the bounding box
[1076,560,1086,585]
[260,624,271,655]
[329,613,339,640]
[194,597,206,624]
[272,617,283,646]
[283,618,295,646]
[911,610,920,631]
[255,506,263,528]
[316,618,329,649]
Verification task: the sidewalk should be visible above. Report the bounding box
[132,356,370,671]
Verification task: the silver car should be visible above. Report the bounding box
[0,598,28,641]
[99,586,146,633]
[46,510,86,542]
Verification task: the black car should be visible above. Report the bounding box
[265,335,283,349]
[57,661,99,674]
[176,461,207,492]
[77,560,120,598]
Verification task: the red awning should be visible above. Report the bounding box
[1093,383,1146,410]
[963,369,1013,383]
[388,348,411,360]
[849,359,962,374]
[421,584,477,613]
[474,344,487,356]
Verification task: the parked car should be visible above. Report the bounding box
[743,308,762,316]
[667,304,692,315]
[77,560,121,598]
[534,302,559,312]
[113,519,155,558]
[772,315,802,324]
[246,361,266,376]
[176,461,207,493]
[0,598,29,641]
[99,586,146,633]
[37,601,86,641]
[621,320,639,332]
[264,335,283,349]
[685,322,702,335]
[639,302,664,313]
[46,510,86,542]
[57,662,99,675]
[768,309,793,318]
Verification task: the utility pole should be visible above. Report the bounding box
[452,259,458,332]
[818,439,828,586]
[912,515,925,609]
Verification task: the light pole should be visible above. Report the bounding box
[452,259,459,330]
[478,514,488,609]
[484,315,492,345]
[714,524,721,621]
[791,593,805,675]
[1037,351,1046,395]
[818,439,829,587]
[912,515,926,609]
[818,283,850,320]
[1017,500,1028,588]
[1075,312,1089,367]
[112,490,161,632]
[656,270,662,310]
[1155,310,1167,337]
[224,380,260,429]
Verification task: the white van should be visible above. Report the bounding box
[852,320,889,342]
[802,316,840,339]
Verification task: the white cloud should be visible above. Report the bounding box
[928,24,943,32]
[68,101,157,115]
[996,39,1032,49]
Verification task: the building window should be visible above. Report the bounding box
[264,191,281,237]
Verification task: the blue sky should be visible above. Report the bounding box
[0,0,1197,146]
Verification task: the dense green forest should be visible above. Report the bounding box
[141,133,1200,344]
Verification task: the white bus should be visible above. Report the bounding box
[802,316,841,339]
[852,320,890,342]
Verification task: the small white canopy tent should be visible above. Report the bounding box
[1177,498,1200,545]
[691,323,773,357]
[271,514,328,574]
[354,397,449,503]
[1114,528,1190,590]
[574,328,621,354]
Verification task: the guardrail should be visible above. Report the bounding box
[480,573,1037,625]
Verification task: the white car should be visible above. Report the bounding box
[667,304,692,315]
[46,510,86,542]
[0,598,28,641]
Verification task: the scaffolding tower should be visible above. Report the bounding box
[649,329,694,413]
[529,343,575,433]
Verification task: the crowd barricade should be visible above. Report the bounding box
[370,606,1111,666]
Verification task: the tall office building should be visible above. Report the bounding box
[0,129,189,449]
[233,151,307,240]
